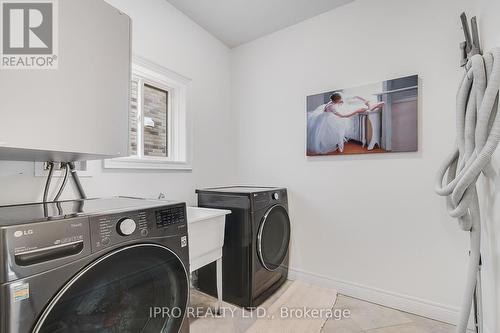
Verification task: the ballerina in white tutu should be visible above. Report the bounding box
[307,92,384,154]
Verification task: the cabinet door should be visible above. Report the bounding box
[0,0,131,161]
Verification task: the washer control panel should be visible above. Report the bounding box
[90,203,186,252]
[155,207,185,228]
[117,218,137,236]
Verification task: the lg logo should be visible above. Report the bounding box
[14,229,34,237]
[1,0,58,69]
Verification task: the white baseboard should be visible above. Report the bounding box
[288,266,474,329]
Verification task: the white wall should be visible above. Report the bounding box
[231,0,475,324]
[1,0,496,328]
[477,0,500,49]
[0,0,236,206]
[475,1,500,332]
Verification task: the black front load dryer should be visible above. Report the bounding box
[195,186,290,308]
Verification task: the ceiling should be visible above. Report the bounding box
[166,0,354,48]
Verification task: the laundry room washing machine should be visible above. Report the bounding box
[0,197,190,333]
[195,187,290,308]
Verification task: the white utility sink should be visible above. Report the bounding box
[187,206,230,310]
[187,207,230,271]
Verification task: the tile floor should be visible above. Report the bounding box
[322,294,472,333]
[190,281,472,333]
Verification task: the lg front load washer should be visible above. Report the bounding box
[0,197,190,333]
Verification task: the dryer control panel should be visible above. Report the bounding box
[252,189,288,212]
[89,203,187,252]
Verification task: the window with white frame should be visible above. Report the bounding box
[105,56,191,170]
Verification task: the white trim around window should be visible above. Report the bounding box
[104,55,192,171]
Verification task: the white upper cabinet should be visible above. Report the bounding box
[0,0,131,162]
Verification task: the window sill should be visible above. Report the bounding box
[103,157,192,171]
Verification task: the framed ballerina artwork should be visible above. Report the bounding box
[306,75,418,156]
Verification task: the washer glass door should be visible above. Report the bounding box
[257,205,291,271]
[34,244,188,333]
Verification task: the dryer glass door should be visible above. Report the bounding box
[34,244,189,333]
[257,205,291,271]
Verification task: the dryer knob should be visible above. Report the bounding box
[272,192,280,200]
[117,218,137,236]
